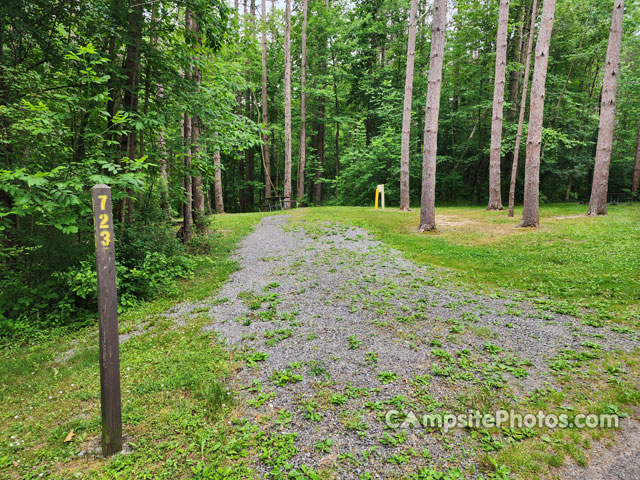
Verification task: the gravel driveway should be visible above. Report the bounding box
[171,215,639,479]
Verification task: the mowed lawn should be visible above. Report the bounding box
[294,203,640,320]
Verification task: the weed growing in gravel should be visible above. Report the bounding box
[347,335,362,349]
[302,400,323,421]
[314,438,334,453]
[377,371,398,383]
[264,328,293,346]
[270,368,303,386]
[240,350,269,367]
[330,393,348,405]
[248,391,275,407]
[365,351,379,365]
[307,360,329,378]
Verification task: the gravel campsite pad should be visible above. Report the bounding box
[169,215,639,479]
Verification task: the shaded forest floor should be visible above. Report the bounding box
[0,204,638,479]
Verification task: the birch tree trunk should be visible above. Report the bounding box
[587,0,624,216]
[487,0,510,210]
[519,0,556,228]
[632,120,640,195]
[418,0,447,232]
[261,0,271,208]
[283,0,292,208]
[399,0,419,212]
[508,0,539,217]
[297,0,308,202]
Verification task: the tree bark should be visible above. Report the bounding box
[244,0,256,209]
[418,0,447,232]
[519,0,556,228]
[632,120,640,195]
[191,13,205,226]
[508,1,526,121]
[297,0,308,202]
[332,53,340,182]
[119,0,143,225]
[213,133,225,213]
[244,92,254,209]
[399,0,419,211]
[153,4,170,223]
[314,103,326,203]
[487,0,510,210]
[261,0,271,208]
[182,109,193,241]
[587,0,624,216]
[283,0,292,208]
[508,0,539,217]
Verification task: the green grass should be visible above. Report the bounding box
[293,203,640,321]
[0,211,270,479]
[2,204,639,479]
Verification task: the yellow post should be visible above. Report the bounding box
[374,188,379,210]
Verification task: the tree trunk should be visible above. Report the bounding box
[182,109,193,242]
[332,53,340,183]
[418,0,447,232]
[237,0,247,212]
[519,0,556,228]
[191,14,205,226]
[297,0,308,202]
[399,0,419,211]
[119,0,143,225]
[487,0,510,210]
[213,132,225,213]
[261,0,271,208]
[181,10,197,241]
[314,103,326,203]
[158,131,170,217]
[508,0,539,217]
[587,0,624,216]
[632,120,640,195]
[244,0,256,209]
[565,173,573,201]
[283,0,292,208]
[508,1,526,121]
[244,91,255,209]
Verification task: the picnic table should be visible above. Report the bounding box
[264,196,293,211]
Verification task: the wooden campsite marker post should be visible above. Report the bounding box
[91,184,123,457]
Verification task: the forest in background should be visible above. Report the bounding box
[1,0,639,336]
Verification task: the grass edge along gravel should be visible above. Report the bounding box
[0,212,272,479]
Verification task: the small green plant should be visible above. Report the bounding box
[270,368,303,387]
[484,342,503,354]
[307,360,329,378]
[248,391,275,408]
[377,371,397,384]
[242,351,269,367]
[379,430,406,446]
[314,438,334,453]
[347,335,362,349]
[330,394,348,405]
[365,351,378,365]
[303,401,323,421]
